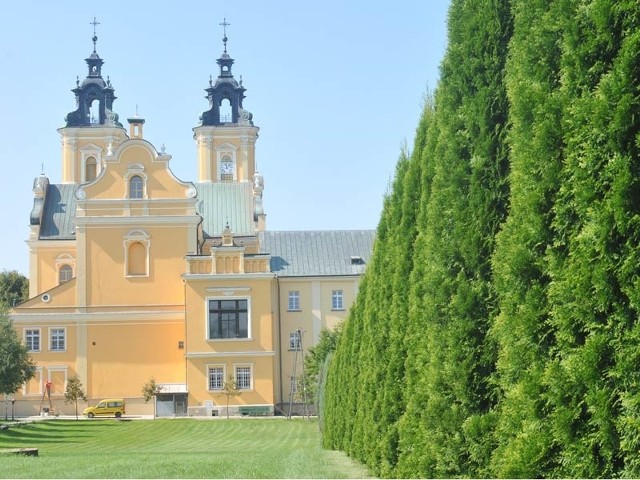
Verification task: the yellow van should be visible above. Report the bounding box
[83,399,126,418]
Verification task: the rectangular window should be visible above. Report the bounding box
[287,290,300,311]
[208,366,224,391]
[332,290,344,310]
[50,328,66,351]
[208,299,249,339]
[25,329,40,352]
[289,331,301,351]
[235,365,252,390]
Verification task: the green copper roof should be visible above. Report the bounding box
[196,182,255,237]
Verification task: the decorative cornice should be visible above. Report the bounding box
[185,350,275,358]
[206,286,251,293]
[73,216,201,226]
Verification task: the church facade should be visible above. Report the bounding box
[10,30,374,417]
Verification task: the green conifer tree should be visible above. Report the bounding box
[488,0,568,476]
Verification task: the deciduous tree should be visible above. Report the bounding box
[219,376,240,419]
[0,312,36,419]
[142,378,162,418]
[0,270,28,309]
[64,375,87,420]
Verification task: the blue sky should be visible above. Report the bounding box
[0,1,449,275]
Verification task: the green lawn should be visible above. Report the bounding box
[0,418,371,478]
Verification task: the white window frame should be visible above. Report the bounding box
[80,144,102,183]
[206,296,251,341]
[84,155,98,182]
[129,175,144,199]
[55,254,76,281]
[234,364,253,391]
[289,331,301,351]
[287,290,300,311]
[332,290,344,310]
[49,327,66,352]
[24,328,41,352]
[124,164,147,200]
[207,365,226,391]
[58,264,73,284]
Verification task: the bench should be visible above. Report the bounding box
[0,448,39,457]
[239,406,270,417]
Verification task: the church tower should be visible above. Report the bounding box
[193,21,265,231]
[58,19,127,184]
[193,23,260,185]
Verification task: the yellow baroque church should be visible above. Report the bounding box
[10,29,373,417]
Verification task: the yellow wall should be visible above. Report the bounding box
[83,225,190,306]
[184,275,276,407]
[86,320,184,399]
[277,276,361,402]
[29,245,77,296]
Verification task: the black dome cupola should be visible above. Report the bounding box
[65,18,121,128]
[200,19,253,126]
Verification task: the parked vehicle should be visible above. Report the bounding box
[83,399,126,418]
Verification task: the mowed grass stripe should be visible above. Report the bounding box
[0,419,372,478]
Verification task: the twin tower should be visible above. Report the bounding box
[56,25,264,229]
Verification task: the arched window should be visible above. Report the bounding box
[59,265,73,284]
[128,242,146,276]
[85,156,97,182]
[219,98,232,123]
[129,175,144,199]
[124,230,150,277]
[88,99,100,124]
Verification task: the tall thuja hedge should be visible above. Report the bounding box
[395,0,512,477]
[489,1,640,477]
[323,106,434,475]
[345,152,411,465]
[537,2,640,477]
[488,1,568,476]
[374,106,431,477]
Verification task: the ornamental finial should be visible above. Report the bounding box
[90,17,100,53]
[219,18,230,53]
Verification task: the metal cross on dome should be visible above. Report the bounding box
[219,18,230,53]
[90,16,100,52]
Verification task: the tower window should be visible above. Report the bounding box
[59,265,73,284]
[88,99,100,124]
[219,98,232,123]
[129,175,144,199]
[85,156,97,182]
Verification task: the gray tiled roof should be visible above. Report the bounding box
[259,230,375,277]
[196,182,255,237]
[40,184,77,240]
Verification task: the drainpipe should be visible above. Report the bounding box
[276,274,284,414]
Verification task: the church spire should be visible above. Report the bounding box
[200,19,252,126]
[64,18,121,128]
